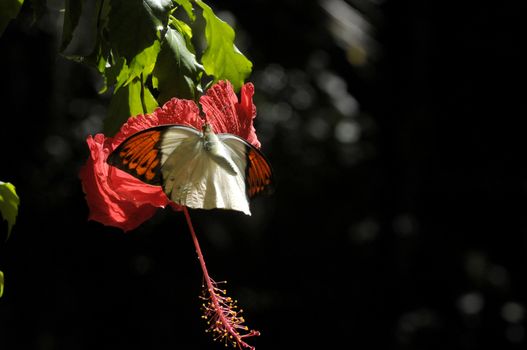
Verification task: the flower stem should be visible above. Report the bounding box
[182,206,260,349]
[183,206,213,287]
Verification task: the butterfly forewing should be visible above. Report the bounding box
[108,129,164,185]
[108,125,202,185]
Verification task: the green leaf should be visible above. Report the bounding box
[195,0,252,91]
[60,0,83,51]
[173,0,195,21]
[105,78,158,134]
[28,0,47,25]
[0,0,24,36]
[0,270,4,298]
[108,0,173,60]
[60,0,104,59]
[99,40,160,96]
[82,0,111,73]
[170,16,193,49]
[0,182,20,239]
[153,27,203,103]
[118,40,161,90]
[104,56,129,93]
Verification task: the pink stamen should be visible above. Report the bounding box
[183,207,260,349]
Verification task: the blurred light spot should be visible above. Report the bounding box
[501,302,525,323]
[272,102,294,123]
[259,102,293,125]
[487,264,510,288]
[457,292,484,315]
[290,88,314,110]
[346,45,367,66]
[44,135,71,162]
[334,94,359,117]
[259,64,287,93]
[317,71,347,96]
[132,255,153,275]
[288,69,309,85]
[307,117,330,140]
[320,0,379,66]
[349,218,379,244]
[392,213,418,236]
[335,120,360,143]
[397,308,437,334]
[74,105,105,139]
[505,325,525,343]
[316,70,360,117]
[288,69,315,110]
[464,251,488,283]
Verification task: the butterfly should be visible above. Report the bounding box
[107,123,273,215]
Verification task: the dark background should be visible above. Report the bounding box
[0,0,525,349]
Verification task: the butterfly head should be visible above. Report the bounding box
[202,123,213,134]
[202,123,219,152]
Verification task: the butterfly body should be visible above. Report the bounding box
[108,123,273,215]
[201,124,240,176]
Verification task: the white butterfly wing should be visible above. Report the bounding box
[160,126,251,215]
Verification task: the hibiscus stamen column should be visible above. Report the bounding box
[183,207,260,349]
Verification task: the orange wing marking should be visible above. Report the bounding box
[247,148,272,197]
[116,130,162,182]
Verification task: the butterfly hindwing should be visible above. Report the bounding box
[219,134,274,198]
[158,126,252,214]
[247,147,274,197]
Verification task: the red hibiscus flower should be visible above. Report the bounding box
[79,80,260,231]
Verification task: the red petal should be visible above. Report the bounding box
[236,82,260,149]
[152,97,203,129]
[79,134,170,232]
[112,99,202,149]
[200,81,261,148]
